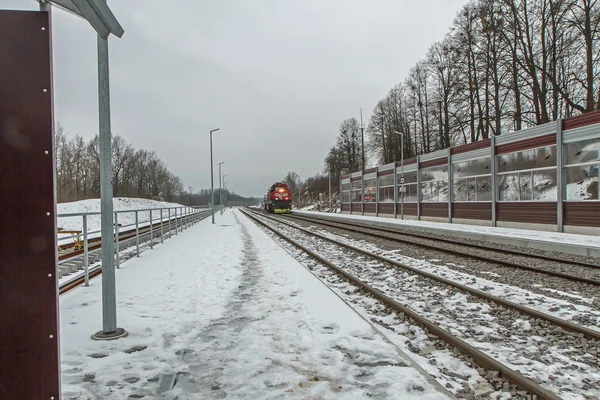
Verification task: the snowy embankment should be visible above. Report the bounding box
[60,209,450,399]
[57,198,190,234]
[294,210,600,250]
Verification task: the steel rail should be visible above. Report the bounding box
[284,212,600,285]
[241,208,561,400]
[245,208,600,341]
[58,210,211,295]
[289,212,600,270]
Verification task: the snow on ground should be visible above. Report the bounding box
[294,210,600,249]
[60,209,450,399]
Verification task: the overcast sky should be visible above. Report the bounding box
[3,0,467,197]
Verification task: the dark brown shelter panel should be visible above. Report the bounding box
[421,203,448,218]
[496,202,557,225]
[452,203,492,220]
[564,202,600,227]
[0,10,59,400]
[341,203,351,212]
[363,167,377,174]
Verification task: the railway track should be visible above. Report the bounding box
[287,212,600,271]
[242,208,600,399]
[58,209,212,295]
[279,212,600,295]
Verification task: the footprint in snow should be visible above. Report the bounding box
[320,323,340,335]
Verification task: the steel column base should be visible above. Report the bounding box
[92,327,128,341]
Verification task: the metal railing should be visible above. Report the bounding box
[57,205,216,288]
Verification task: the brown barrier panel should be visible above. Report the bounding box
[363,203,376,213]
[0,10,59,399]
[378,203,394,214]
[451,138,491,155]
[421,203,448,218]
[341,203,351,212]
[397,203,418,216]
[452,202,492,220]
[497,202,557,225]
[564,202,600,227]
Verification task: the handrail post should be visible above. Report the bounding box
[83,215,89,287]
[135,211,140,257]
[115,212,120,269]
[175,208,178,235]
[149,210,154,249]
[160,209,164,243]
[168,208,172,238]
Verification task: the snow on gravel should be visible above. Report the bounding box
[294,210,600,249]
[60,209,450,399]
[297,222,600,331]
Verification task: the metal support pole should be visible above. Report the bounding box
[219,162,224,215]
[401,133,404,220]
[114,212,120,269]
[160,209,164,243]
[96,30,120,337]
[135,211,139,257]
[360,108,365,170]
[375,166,379,216]
[328,164,332,211]
[175,208,179,235]
[448,148,452,223]
[361,171,365,215]
[149,210,154,249]
[168,208,171,238]
[83,215,89,287]
[416,156,421,220]
[393,165,398,218]
[556,119,564,232]
[491,135,497,227]
[210,128,219,223]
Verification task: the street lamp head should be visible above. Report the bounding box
[219,161,225,166]
[210,128,220,134]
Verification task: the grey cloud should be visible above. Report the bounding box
[2,0,468,197]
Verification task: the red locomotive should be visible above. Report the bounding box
[264,182,292,213]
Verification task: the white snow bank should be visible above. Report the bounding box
[60,209,450,399]
[294,210,600,249]
[57,197,197,234]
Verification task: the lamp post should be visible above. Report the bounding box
[219,162,225,215]
[223,176,227,208]
[360,108,365,170]
[210,128,220,223]
[393,131,405,220]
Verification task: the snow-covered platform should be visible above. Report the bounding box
[60,209,452,399]
[295,211,600,258]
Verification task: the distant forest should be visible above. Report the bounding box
[54,124,259,206]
